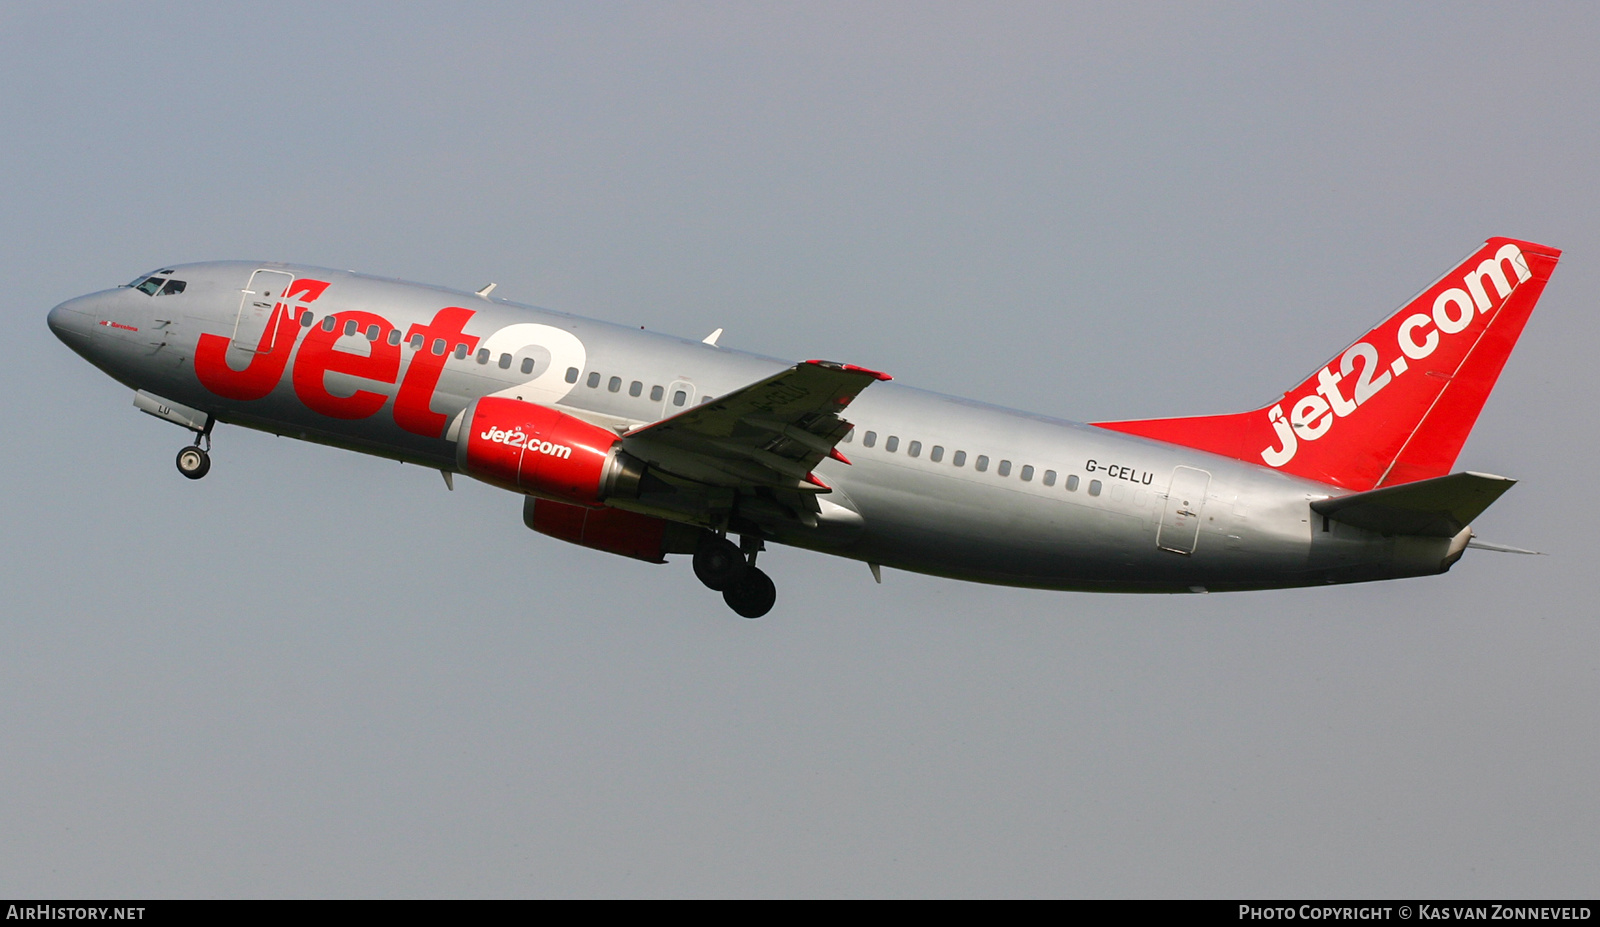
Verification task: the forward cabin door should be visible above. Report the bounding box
[1158,466,1211,554]
[232,269,295,356]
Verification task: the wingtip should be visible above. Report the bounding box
[803,359,892,380]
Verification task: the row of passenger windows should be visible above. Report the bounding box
[842,429,1107,496]
[566,367,691,407]
[295,312,696,408]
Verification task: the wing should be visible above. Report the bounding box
[620,360,890,496]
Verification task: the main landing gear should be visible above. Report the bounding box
[694,533,777,619]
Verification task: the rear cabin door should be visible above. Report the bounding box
[1158,466,1212,554]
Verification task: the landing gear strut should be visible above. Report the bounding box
[694,533,777,618]
[175,422,213,480]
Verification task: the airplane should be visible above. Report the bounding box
[46,237,1557,618]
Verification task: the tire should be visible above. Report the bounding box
[722,566,776,619]
[693,536,747,591]
[176,446,210,480]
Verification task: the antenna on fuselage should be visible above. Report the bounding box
[475,283,497,298]
[702,328,723,346]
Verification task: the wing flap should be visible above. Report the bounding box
[1310,471,1516,537]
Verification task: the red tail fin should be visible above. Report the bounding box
[1093,238,1560,491]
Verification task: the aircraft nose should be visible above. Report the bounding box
[47,296,97,348]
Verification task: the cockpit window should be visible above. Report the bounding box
[126,275,187,296]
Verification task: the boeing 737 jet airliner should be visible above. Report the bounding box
[48,238,1557,617]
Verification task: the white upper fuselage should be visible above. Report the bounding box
[48,261,1461,592]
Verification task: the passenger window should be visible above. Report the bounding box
[455,343,469,359]
[885,436,899,453]
[629,381,642,397]
[322,316,338,332]
[159,280,186,296]
[300,310,314,327]
[608,376,622,393]
[588,372,601,388]
[409,334,424,349]
[907,440,921,458]
[1020,464,1033,481]
[953,450,966,467]
[566,367,579,383]
[650,385,663,401]
[673,389,687,406]
[863,431,877,448]
[976,455,989,472]
[1043,469,1056,487]
[841,430,853,443]
[1066,474,1080,491]
[930,445,943,462]
[998,460,1011,477]
[431,338,446,356]
[518,357,532,374]
[366,324,381,342]
[388,330,401,346]
[496,353,511,369]
[477,349,490,364]
[1088,479,1102,496]
[344,320,358,337]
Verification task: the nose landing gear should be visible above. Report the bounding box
[175,423,213,480]
[175,444,210,480]
[694,533,777,618]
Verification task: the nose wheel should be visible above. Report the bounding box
[176,444,211,480]
[694,533,777,618]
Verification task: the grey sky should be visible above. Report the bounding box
[2,2,1596,897]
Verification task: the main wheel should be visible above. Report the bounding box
[722,566,776,619]
[176,445,210,480]
[693,536,747,591]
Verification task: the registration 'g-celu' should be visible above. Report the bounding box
[48,238,1558,617]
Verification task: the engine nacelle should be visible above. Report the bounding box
[524,497,702,563]
[454,397,643,505]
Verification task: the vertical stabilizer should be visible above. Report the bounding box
[1094,238,1559,490]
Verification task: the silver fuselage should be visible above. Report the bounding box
[48,262,1464,592]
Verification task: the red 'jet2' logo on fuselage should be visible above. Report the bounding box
[193,278,480,439]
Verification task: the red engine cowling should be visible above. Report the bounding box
[523,497,700,563]
[454,397,640,505]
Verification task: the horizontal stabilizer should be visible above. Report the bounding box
[1311,471,1515,537]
